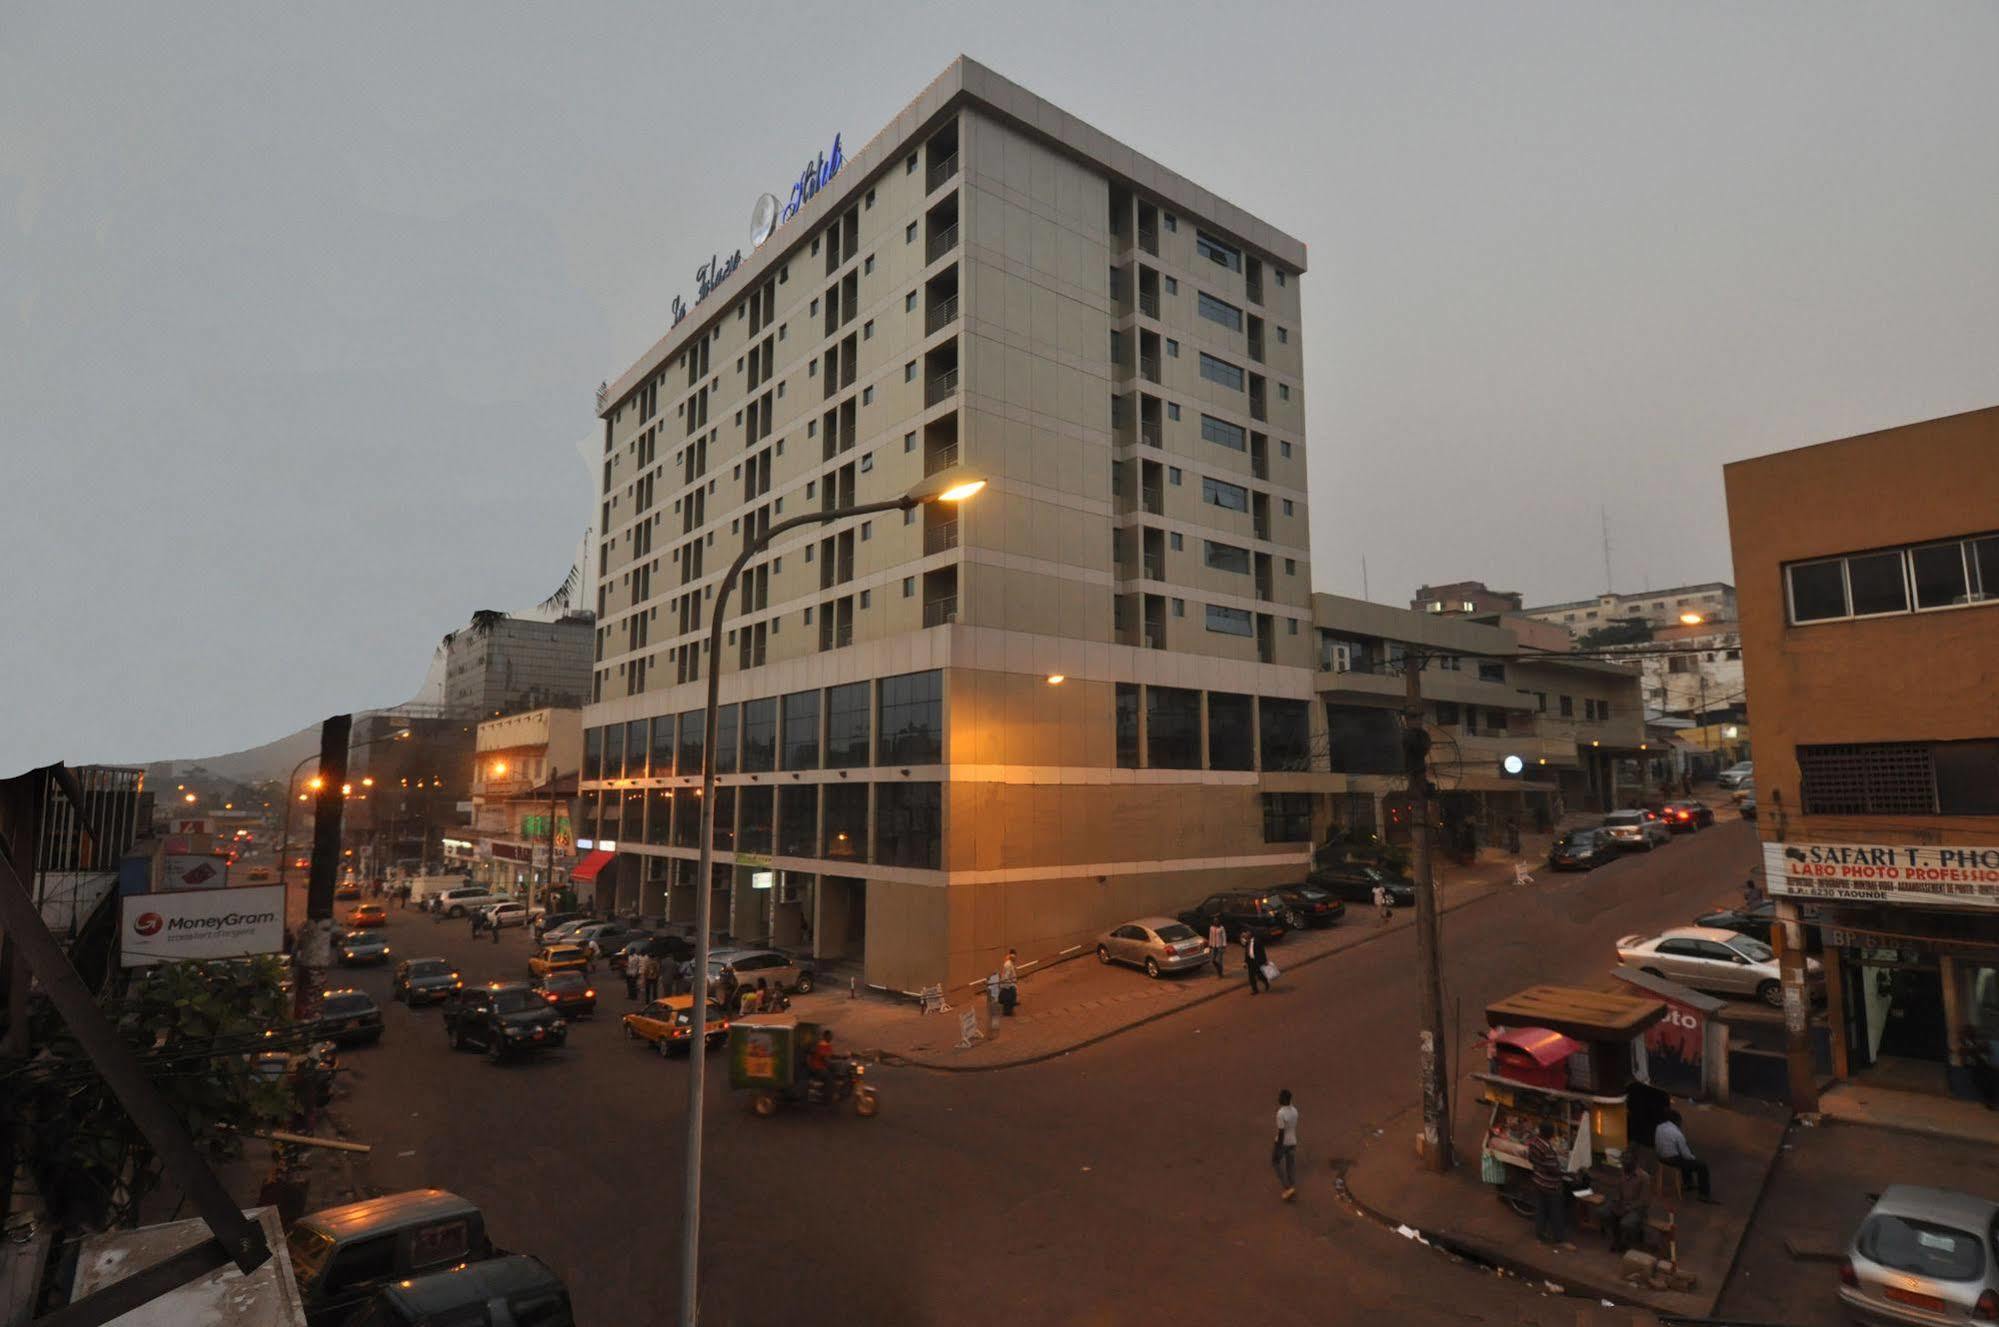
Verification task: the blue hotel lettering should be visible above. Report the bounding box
[669,134,843,329]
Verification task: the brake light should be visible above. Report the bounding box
[1837,1257,1856,1287]
[585,990,596,998]
[1975,1289,1999,1321]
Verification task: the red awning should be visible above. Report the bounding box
[1492,1026,1586,1068]
[569,850,614,883]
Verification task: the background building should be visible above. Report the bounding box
[582,57,1326,990]
[441,611,593,717]
[1522,581,1737,638]
[1726,404,1999,1108]
[1413,580,1523,616]
[467,707,582,898]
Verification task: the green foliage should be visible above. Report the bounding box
[1576,618,1654,649]
[2,957,298,1229]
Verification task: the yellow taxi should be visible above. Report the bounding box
[622,995,730,1056]
[528,944,591,978]
[345,902,388,929]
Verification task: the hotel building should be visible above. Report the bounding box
[581,58,1323,990]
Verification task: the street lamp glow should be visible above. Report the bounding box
[1678,611,1705,626]
[1044,674,1066,686]
[935,479,986,504]
[182,792,196,804]
[307,775,325,792]
[340,783,353,796]
[491,761,509,777]
[361,776,374,787]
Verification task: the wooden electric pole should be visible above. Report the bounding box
[295,716,351,1022]
[1403,653,1453,1172]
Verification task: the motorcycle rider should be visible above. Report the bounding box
[805,1028,836,1097]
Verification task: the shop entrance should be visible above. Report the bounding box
[1849,949,1951,1091]
[816,875,867,964]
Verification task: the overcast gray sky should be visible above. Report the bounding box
[6,1,1997,770]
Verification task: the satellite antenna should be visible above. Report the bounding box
[750,193,780,249]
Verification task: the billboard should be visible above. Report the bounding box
[121,885,285,968]
[1765,841,1999,911]
[161,854,230,892]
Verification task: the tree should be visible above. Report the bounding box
[1577,618,1654,649]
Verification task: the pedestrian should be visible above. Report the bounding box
[999,949,1019,1016]
[1243,929,1269,995]
[1272,1088,1299,1201]
[1604,1151,1651,1253]
[624,953,641,1001]
[1373,882,1392,924]
[742,980,764,1017]
[469,910,484,939]
[1208,919,1227,978]
[1743,874,1762,906]
[1505,819,1522,856]
[641,953,661,1004]
[1526,1120,1572,1246]
[1653,1109,1715,1202]
[1959,1027,1999,1109]
[490,910,500,943]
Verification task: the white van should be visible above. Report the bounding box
[408,875,471,910]
[485,901,529,929]
[433,885,504,918]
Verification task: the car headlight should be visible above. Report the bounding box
[552,1019,567,1031]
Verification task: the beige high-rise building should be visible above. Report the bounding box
[580,57,1323,991]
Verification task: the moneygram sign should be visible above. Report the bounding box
[1764,842,1999,911]
[121,884,286,967]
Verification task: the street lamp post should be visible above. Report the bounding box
[677,474,983,1326]
[274,753,323,892]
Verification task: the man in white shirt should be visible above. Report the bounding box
[1208,921,1227,978]
[1654,1108,1714,1202]
[1273,1088,1299,1201]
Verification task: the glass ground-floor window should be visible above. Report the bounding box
[876,782,941,868]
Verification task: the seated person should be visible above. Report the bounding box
[1604,1151,1651,1252]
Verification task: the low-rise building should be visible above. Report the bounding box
[1521,581,1737,636]
[1725,404,1999,1108]
[467,708,583,902]
[1412,580,1523,616]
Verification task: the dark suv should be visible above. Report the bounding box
[442,982,567,1061]
[1177,891,1289,942]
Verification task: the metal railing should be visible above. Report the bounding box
[1139,291,1159,318]
[926,368,960,406]
[1140,486,1163,514]
[927,153,958,190]
[924,519,959,554]
[926,295,959,334]
[1250,394,1268,422]
[1137,226,1158,254]
[927,224,959,262]
[923,596,958,627]
[924,441,959,475]
[1248,335,1264,363]
[1139,423,1160,447]
[1139,355,1159,382]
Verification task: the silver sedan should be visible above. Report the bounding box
[1095,916,1211,979]
[1842,1186,1999,1322]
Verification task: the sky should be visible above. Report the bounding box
[5,0,1998,770]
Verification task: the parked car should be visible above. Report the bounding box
[1548,828,1616,872]
[483,900,528,929]
[345,902,389,928]
[623,995,731,1055]
[1273,884,1346,928]
[308,989,384,1047]
[1661,800,1716,831]
[285,1189,494,1326]
[1717,761,1754,789]
[393,957,462,1005]
[702,948,817,995]
[1694,899,1776,944]
[528,944,592,977]
[1739,792,1757,822]
[1311,864,1416,908]
[533,911,586,935]
[568,921,643,958]
[1600,810,1672,852]
[432,886,503,919]
[1093,916,1211,978]
[1840,1186,1999,1324]
[442,982,567,1059]
[334,881,363,902]
[337,930,391,966]
[1615,925,1821,1007]
[343,1253,574,1327]
[532,971,597,1017]
[1176,890,1289,942]
[540,917,598,945]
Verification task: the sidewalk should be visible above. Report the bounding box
[1343,1087,1790,1316]
[1818,1080,1999,1146]
[797,841,1552,1071]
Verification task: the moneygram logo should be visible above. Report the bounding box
[165,910,278,932]
[133,913,163,936]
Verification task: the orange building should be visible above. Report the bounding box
[1725,405,1999,1108]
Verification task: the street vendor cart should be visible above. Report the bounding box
[727,1014,880,1118]
[1476,985,1668,1216]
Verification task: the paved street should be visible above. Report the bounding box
[320,823,1760,1326]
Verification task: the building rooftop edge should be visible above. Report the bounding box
[1721,402,1999,473]
[1521,581,1736,615]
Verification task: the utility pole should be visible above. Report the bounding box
[541,768,560,914]
[1402,653,1453,1172]
[295,716,351,1023]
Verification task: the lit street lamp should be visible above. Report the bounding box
[677,472,983,1325]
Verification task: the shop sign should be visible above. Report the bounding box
[737,852,774,870]
[1765,842,1999,910]
[121,885,285,968]
[161,854,229,892]
[1642,1000,1706,1096]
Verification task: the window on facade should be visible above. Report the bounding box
[737,785,773,854]
[1202,476,1250,512]
[1559,695,1574,718]
[1197,291,1243,331]
[1435,701,1462,727]
[741,697,777,772]
[821,783,868,860]
[1205,604,1254,637]
[1262,793,1313,843]
[777,784,817,857]
[1168,466,1182,485]
[782,690,821,769]
[1199,353,1245,391]
[1115,682,1141,769]
[877,670,942,764]
[823,682,871,769]
[601,722,624,779]
[1208,691,1254,770]
[676,709,703,774]
[1167,402,1181,420]
[876,781,941,868]
[1146,686,1201,769]
[1164,275,1177,294]
[1788,532,1999,624]
[650,714,676,776]
[1169,531,1183,552]
[1478,662,1506,682]
[1800,740,1999,816]
[1204,540,1251,574]
[1195,231,1243,272]
[712,703,740,775]
[1201,414,1246,451]
[583,725,603,781]
[1260,697,1310,771]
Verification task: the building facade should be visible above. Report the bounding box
[1521,582,1737,637]
[1412,580,1524,616]
[581,58,1325,991]
[442,613,594,717]
[465,708,582,899]
[1726,405,1999,1106]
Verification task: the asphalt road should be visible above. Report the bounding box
[323,823,1762,1327]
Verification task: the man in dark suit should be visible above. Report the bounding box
[1243,928,1270,995]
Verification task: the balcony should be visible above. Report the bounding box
[927,223,959,263]
[1249,392,1268,423]
[926,368,960,407]
[923,440,959,476]
[1248,333,1265,363]
[1137,225,1157,255]
[926,295,959,334]
[1139,355,1160,383]
[923,596,958,627]
[924,519,959,554]
[1139,422,1160,448]
[927,153,958,191]
[1143,624,1166,650]
[1138,291,1159,319]
[1142,555,1164,580]
[1140,485,1162,515]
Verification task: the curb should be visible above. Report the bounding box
[866,872,1524,1074]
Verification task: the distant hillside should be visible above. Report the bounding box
[145,721,331,785]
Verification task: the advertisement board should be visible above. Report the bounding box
[1764,842,1999,910]
[121,885,285,968]
[160,855,230,892]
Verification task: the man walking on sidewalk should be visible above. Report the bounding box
[1527,1121,1572,1247]
[623,954,641,1001]
[1208,920,1227,977]
[1272,1088,1299,1201]
[1243,930,1269,995]
[1373,882,1391,924]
